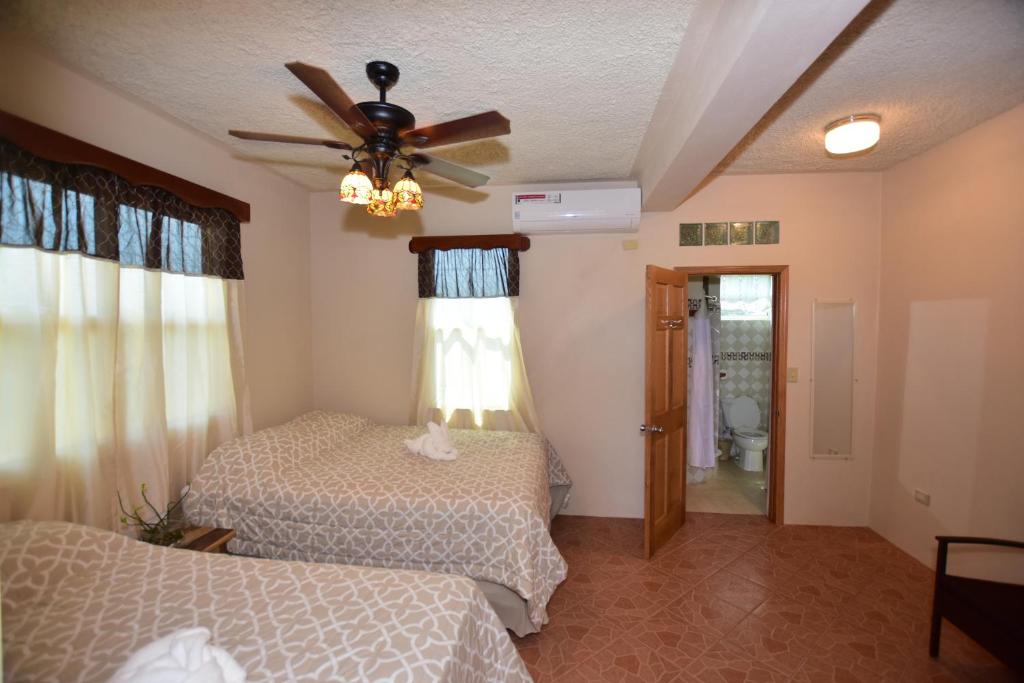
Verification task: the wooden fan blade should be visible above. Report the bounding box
[411,153,490,188]
[229,130,352,150]
[285,62,376,138]
[402,111,510,148]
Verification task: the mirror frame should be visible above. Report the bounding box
[810,298,856,459]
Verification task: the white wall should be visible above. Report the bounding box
[0,39,314,429]
[310,173,882,524]
[871,103,1024,581]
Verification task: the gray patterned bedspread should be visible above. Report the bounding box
[184,411,570,630]
[0,521,530,683]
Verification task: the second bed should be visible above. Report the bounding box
[185,411,571,635]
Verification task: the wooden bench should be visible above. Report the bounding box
[929,536,1024,674]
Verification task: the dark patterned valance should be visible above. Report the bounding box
[418,247,519,298]
[0,139,243,279]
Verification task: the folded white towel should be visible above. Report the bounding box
[405,421,458,461]
[109,627,246,683]
[428,420,455,452]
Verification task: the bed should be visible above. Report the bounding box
[183,411,571,636]
[0,520,531,683]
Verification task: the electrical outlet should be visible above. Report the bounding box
[621,239,639,251]
[914,489,931,506]
[787,367,798,383]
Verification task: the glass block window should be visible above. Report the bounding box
[704,222,728,245]
[755,221,780,244]
[679,223,702,246]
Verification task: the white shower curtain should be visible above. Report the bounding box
[687,308,717,484]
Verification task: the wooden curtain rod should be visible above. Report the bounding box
[0,110,251,223]
[408,233,531,254]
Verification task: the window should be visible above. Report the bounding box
[412,243,539,432]
[0,137,248,529]
[429,296,515,424]
[720,274,773,321]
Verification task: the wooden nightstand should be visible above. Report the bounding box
[179,526,235,553]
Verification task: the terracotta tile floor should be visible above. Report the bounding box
[513,514,1015,682]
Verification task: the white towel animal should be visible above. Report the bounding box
[108,627,246,683]
[405,421,458,461]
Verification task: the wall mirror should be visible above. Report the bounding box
[811,299,855,458]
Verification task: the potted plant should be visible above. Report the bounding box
[117,483,191,547]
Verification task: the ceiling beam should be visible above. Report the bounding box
[632,0,871,211]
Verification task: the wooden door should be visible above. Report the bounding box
[643,266,689,559]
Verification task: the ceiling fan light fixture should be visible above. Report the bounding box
[235,60,508,218]
[824,114,881,156]
[394,171,423,211]
[339,164,373,204]
[367,182,397,217]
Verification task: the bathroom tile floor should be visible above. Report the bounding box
[513,514,1014,682]
[686,444,766,515]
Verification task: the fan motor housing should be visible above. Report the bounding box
[356,101,416,135]
[359,61,414,137]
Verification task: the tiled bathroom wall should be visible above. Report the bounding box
[720,319,772,429]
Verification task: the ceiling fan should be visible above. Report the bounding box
[229,61,510,216]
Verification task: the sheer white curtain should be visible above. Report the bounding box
[0,246,250,529]
[720,275,773,321]
[412,296,540,432]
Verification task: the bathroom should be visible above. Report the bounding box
[686,274,774,515]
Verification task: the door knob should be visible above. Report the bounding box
[640,424,665,434]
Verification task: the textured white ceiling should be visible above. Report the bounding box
[721,0,1024,174]
[1,0,695,189]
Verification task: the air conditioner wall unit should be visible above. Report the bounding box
[512,187,641,234]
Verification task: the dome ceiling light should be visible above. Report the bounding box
[824,113,881,156]
[229,61,510,216]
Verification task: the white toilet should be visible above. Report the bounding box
[722,395,769,472]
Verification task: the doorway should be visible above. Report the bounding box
[675,266,787,524]
[642,265,787,558]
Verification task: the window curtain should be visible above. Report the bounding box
[0,139,251,530]
[720,274,773,321]
[417,247,519,299]
[412,247,540,432]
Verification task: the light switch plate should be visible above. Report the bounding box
[914,490,931,506]
[787,367,798,383]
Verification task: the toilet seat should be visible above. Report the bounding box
[725,395,760,430]
[734,428,767,439]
